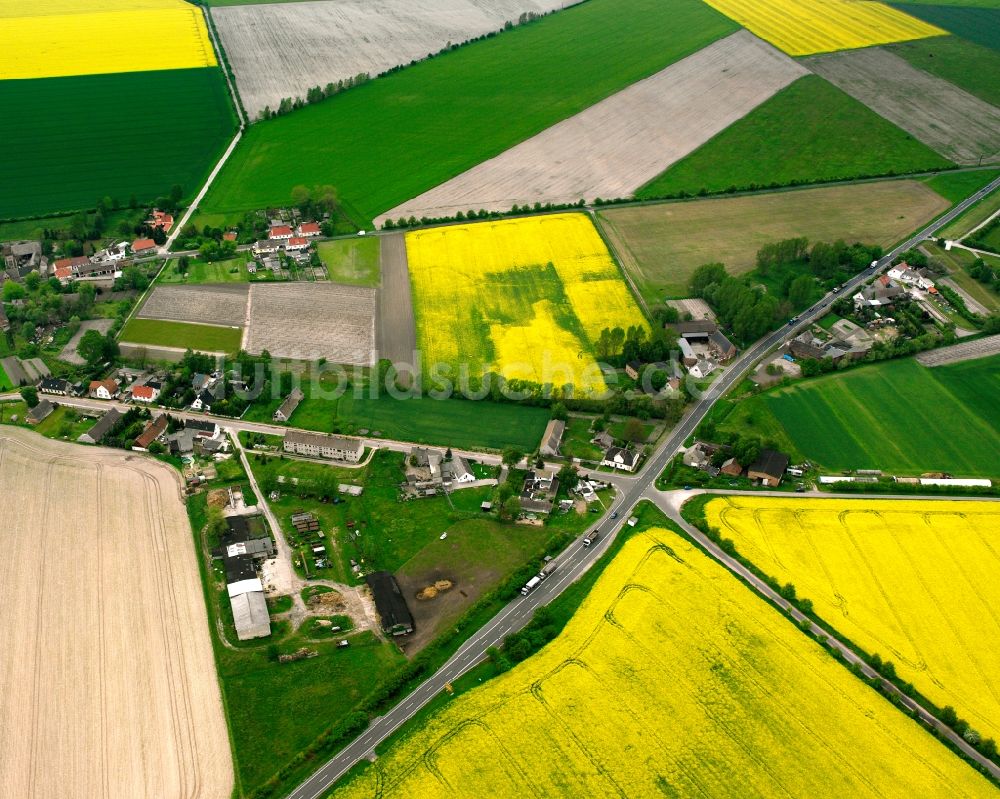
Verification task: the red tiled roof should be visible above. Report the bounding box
[223,231,237,241]
[132,238,156,251]
[54,256,90,269]
[134,415,167,449]
[147,210,174,231]
[132,385,157,399]
[90,379,118,393]
[287,236,309,247]
[298,222,320,235]
[270,225,293,237]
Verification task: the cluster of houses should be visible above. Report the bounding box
[520,468,561,515]
[251,221,320,272]
[666,320,737,380]
[683,441,793,487]
[854,264,937,313]
[537,419,643,472]
[788,318,875,364]
[404,445,477,497]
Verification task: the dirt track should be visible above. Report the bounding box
[375,31,805,225]
[376,233,417,369]
[806,48,1000,166]
[0,428,232,799]
[215,0,581,118]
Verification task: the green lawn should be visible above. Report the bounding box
[890,35,1000,107]
[33,406,94,441]
[247,378,550,452]
[560,416,603,461]
[891,6,1000,54]
[636,76,954,199]
[923,169,1000,204]
[747,355,1000,476]
[119,318,243,353]
[199,0,736,224]
[0,363,12,392]
[318,238,381,286]
[0,67,236,219]
[159,255,250,284]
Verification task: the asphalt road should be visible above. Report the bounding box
[287,175,1000,798]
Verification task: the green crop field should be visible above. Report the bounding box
[0,67,236,219]
[923,168,1000,204]
[636,76,953,200]
[318,238,381,286]
[891,5,1000,53]
[890,36,1000,107]
[0,363,13,393]
[119,318,243,353]
[752,355,1000,476]
[199,0,737,224]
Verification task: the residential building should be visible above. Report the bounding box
[53,256,91,283]
[269,225,293,240]
[146,209,174,231]
[443,454,475,484]
[365,571,414,636]
[285,236,309,252]
[708,330,736,361]
[78,408,122,445]
[132,381,161,403]
[185,418,219,439]
[720,457,743,477]
[789,332,828,361]
[747,449,790,486]
[539,418,565,457]
[273,388,303,422]
[132,238,157,255]
[689,358,717,379]
[853,282,904,310]
[252,239,281,256]
[683,443,712,470]
[27,400,55,425]
[89,378,119,400]
[625,361,642,381]
[133,414,167,451]
[223,231,237,242]
[39,377,72,396]
[284,429,364,462]
[297,221,321,237]
[602,446,640,472]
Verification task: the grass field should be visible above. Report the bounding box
[600,179,949,302]
[120,317,243,353]
[198,0,737,224]
[924,168,1000,204]
[406,214,647,394]
[0,67,236,219]
[0,363,12,393]
[891,4,1000,53]
[704,0,944,56]
[0,0,216,80]
[636,76,953,200]
[755,355,1000,475]
[329,525,996,798]
[927,243,1000,311]
[705,496,1000,741]
[318,238,381,286]
[890,35,1000,108]
[938,188,1000,238]
[159,255,250,284]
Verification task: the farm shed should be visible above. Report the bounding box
[273,388,304,422]
[77,408,122,445]
[748,449,790,486]
[539,419,565,457]
[366,571,414,636]
[27,400,55,425]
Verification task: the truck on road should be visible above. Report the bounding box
[521,575,542,596]
[583,529,601,548]
[538,559,558,580]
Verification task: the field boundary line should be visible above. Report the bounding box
[589,209,650,318]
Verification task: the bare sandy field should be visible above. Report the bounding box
[244,282,376,365]
[806,48,1000,166]
[375,31,806,225]
[0,428,232,799]
[214,0,581,118]
[596,179,949,302]
[137,284,250,327]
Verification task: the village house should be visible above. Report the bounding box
[669,319,718,339]
[273,388,304,422]
[3,240,44,279]
[689,358,717,379]
[53,256,91,284]
[888,263,936,290]
[39,377,73,396]
[223,231,238,242]
[591,430,614,450]
[78,408,122,445]
[131,381,161,403]
[93,241,129,263]
[27,399,55,425]
[442,453,476,484]
[132,238,157,256]
[283,429,364,463]
[269,225,293,240]
[284,236,310,252]
[625,360,643,381]
[677,338,697,366]
[133,414,167,451]
[297,221,321,237]
[747,449,790,486]
[89,378,120,400]
[520,469,560,515]
[146,209,174,231]
[602,446,640,473]
[252,239,281,256]
[708,330,736,362]
[720,457,743,477]
[539,418,565,457]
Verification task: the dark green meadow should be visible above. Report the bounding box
[891,4,1000,53]
[0,67,236,219]
[889,34,1000,107]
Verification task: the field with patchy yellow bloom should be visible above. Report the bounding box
[330,528,994,798]
[702,0,944,56]
[0,0,216,80]
[705,496,1000,741]
[405,214,647,394]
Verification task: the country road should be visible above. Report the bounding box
[286,174,1000,799]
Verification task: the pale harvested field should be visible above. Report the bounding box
[806,48,1000,166]
[376,31,806,225]
[597,179,949,302]
[0,428,232,799]
[215,0,581,118]
[244,282,376,365]
[138,284,249,327]
[917,333,1000,366]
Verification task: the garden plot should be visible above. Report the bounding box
[137,283,249,327]
[243,283,376,365]
[0,428,232,799]
[214,0,581,118]
[377,31,805,224]
[806,48,1000,165]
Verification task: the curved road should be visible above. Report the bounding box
[288,176,1000,798]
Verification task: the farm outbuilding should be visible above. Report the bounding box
[366,571,414,636]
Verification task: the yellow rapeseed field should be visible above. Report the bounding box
[702,0,945,56]
[0,0,216,80]
[405,214,647,395]
[332,528,994,798]
[705,496,1000,741]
